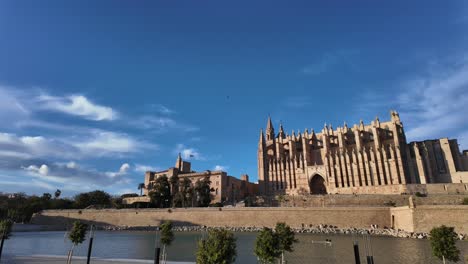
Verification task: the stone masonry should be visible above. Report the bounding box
[258,111,468,195]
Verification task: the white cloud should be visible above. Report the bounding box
[0,132,79,161]
[134,164,160,173]
[0,86,30,123]
[0,130,152,167]
[132,115,198,133]
[302,50,359,75]
[119,163,130,174]
[283,97,311,109]
[213,165,228,171]
[150,104,174,115]
[31,179,55,190]
[66,161,77,169]
[23,161,131,188]
[396,57,468,147]
[106,163,131,178]
[356,54,468,150]
[37,94,117,121]
[175,144,204,160]
[76,131,152,157]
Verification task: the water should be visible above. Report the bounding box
[2,231,468,263]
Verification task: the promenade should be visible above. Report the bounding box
[2,255,194,264]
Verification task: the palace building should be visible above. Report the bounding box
[258,111,468,195]
[142,154,258,204]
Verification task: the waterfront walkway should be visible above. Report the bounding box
[3,255,194,264]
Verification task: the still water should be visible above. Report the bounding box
[3,231,468,263]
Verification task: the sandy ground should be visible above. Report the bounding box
[1,255,194,264]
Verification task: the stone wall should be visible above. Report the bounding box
[279,194,468,207]
[411,205,468,234]
[31,206,468,234]
[32,207,390,229]
[389,207,414,232]
[332,183,468,195]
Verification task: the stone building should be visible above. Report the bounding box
[258,111,468,195]
[144,154,258,204]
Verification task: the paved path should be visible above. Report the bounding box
[1,255,194,264]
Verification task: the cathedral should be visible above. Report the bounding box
[258,111,468,195]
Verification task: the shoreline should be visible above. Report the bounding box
[14,223,467,240]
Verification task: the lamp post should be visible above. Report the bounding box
[353,241,361,264]
[0,229,5,262]
[154,227,160,264]
[86,225,95,264]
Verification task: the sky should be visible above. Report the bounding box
[1,1,468,197]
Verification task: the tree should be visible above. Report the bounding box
[180,177,193,207]
[254,227,281,264]
[275,222,298,263]
[160,221,175,264]
[67,221,88,264]
[54,189,61,199]
[121,193,139,198]
[0,220,13,261]
[194,177,213,207]
[169,175,179,193]
[430,225,460,263]
[173,192,186,208]
[462,197,468,205]
[137,183,145,196]
[74,190,111,209]
[196,229,237,264]
[254,223,298,264]
[0,220,13,239]
[169,175,179,207]
[42,193,52,201]
[149,175,172,208]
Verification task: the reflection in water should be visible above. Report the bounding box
[3,231,468,263]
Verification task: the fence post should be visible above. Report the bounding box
[0,233,5,262]
[154,247,160,264]
[86,225,95,264]
[353,242,361,264]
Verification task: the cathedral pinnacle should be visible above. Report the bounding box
[266,115,274,131]
[278,122,285,139]
[266,115,275,140]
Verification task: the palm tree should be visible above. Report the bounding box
[137,183,145,196]
[54,189,61,199]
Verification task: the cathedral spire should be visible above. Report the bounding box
[266,115,275,140]
[259,129,265,143]
[278,122,285,139]
[266,115,273,131]
[359,119,365,130]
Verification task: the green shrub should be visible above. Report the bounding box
[160,221,174,262]
[196,229,236,264]
[415,192,427,197]
[254,223,298,263]
[384,200,396,207]
[0,219,13,239]
[462,197,468,205]
[68,221,88,246]
[430,225,460,263]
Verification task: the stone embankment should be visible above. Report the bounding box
[97,224,467,241]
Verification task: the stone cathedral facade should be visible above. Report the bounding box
[258,111,468,195]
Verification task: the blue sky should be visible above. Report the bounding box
[1,1,468,196]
